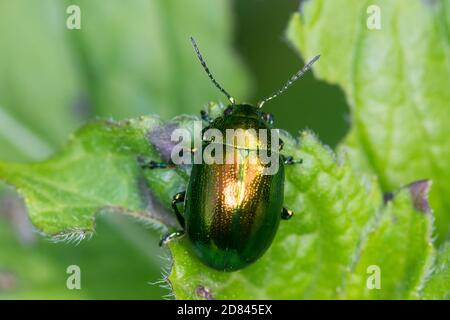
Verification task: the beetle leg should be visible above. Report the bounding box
[159,230,185,246]
[159,192,187,246]
[172,191,186,228]
[137,155,174,170]
[281,207,294,220]
[283,155,303,165]
[279,138,284,151]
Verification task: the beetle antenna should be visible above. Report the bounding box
[257,54,320,109]
[190,37,236,105]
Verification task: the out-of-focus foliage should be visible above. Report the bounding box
[0,212,167,299]
[288,0,450,243]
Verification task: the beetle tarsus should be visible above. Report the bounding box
[281,207,294,220]
[283,156,303,165]
[159,230,185,246]
[172,191,186,228]
[279,138,284,151]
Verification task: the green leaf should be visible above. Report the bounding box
[0,106,439,299]
[0,116,183,236]
[0,0,82,160]
[421,242,450,299]
[287,0,450,242]
[343,185,434,299]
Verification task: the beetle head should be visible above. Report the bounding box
[221,104,274,128]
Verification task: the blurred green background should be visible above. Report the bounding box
[0,0,348,299]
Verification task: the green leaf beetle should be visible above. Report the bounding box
[141,37,319,271]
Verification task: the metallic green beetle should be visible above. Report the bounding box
[142,38,319,271]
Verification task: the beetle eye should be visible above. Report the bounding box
[223,106,233,117]
[262,112,274,125]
